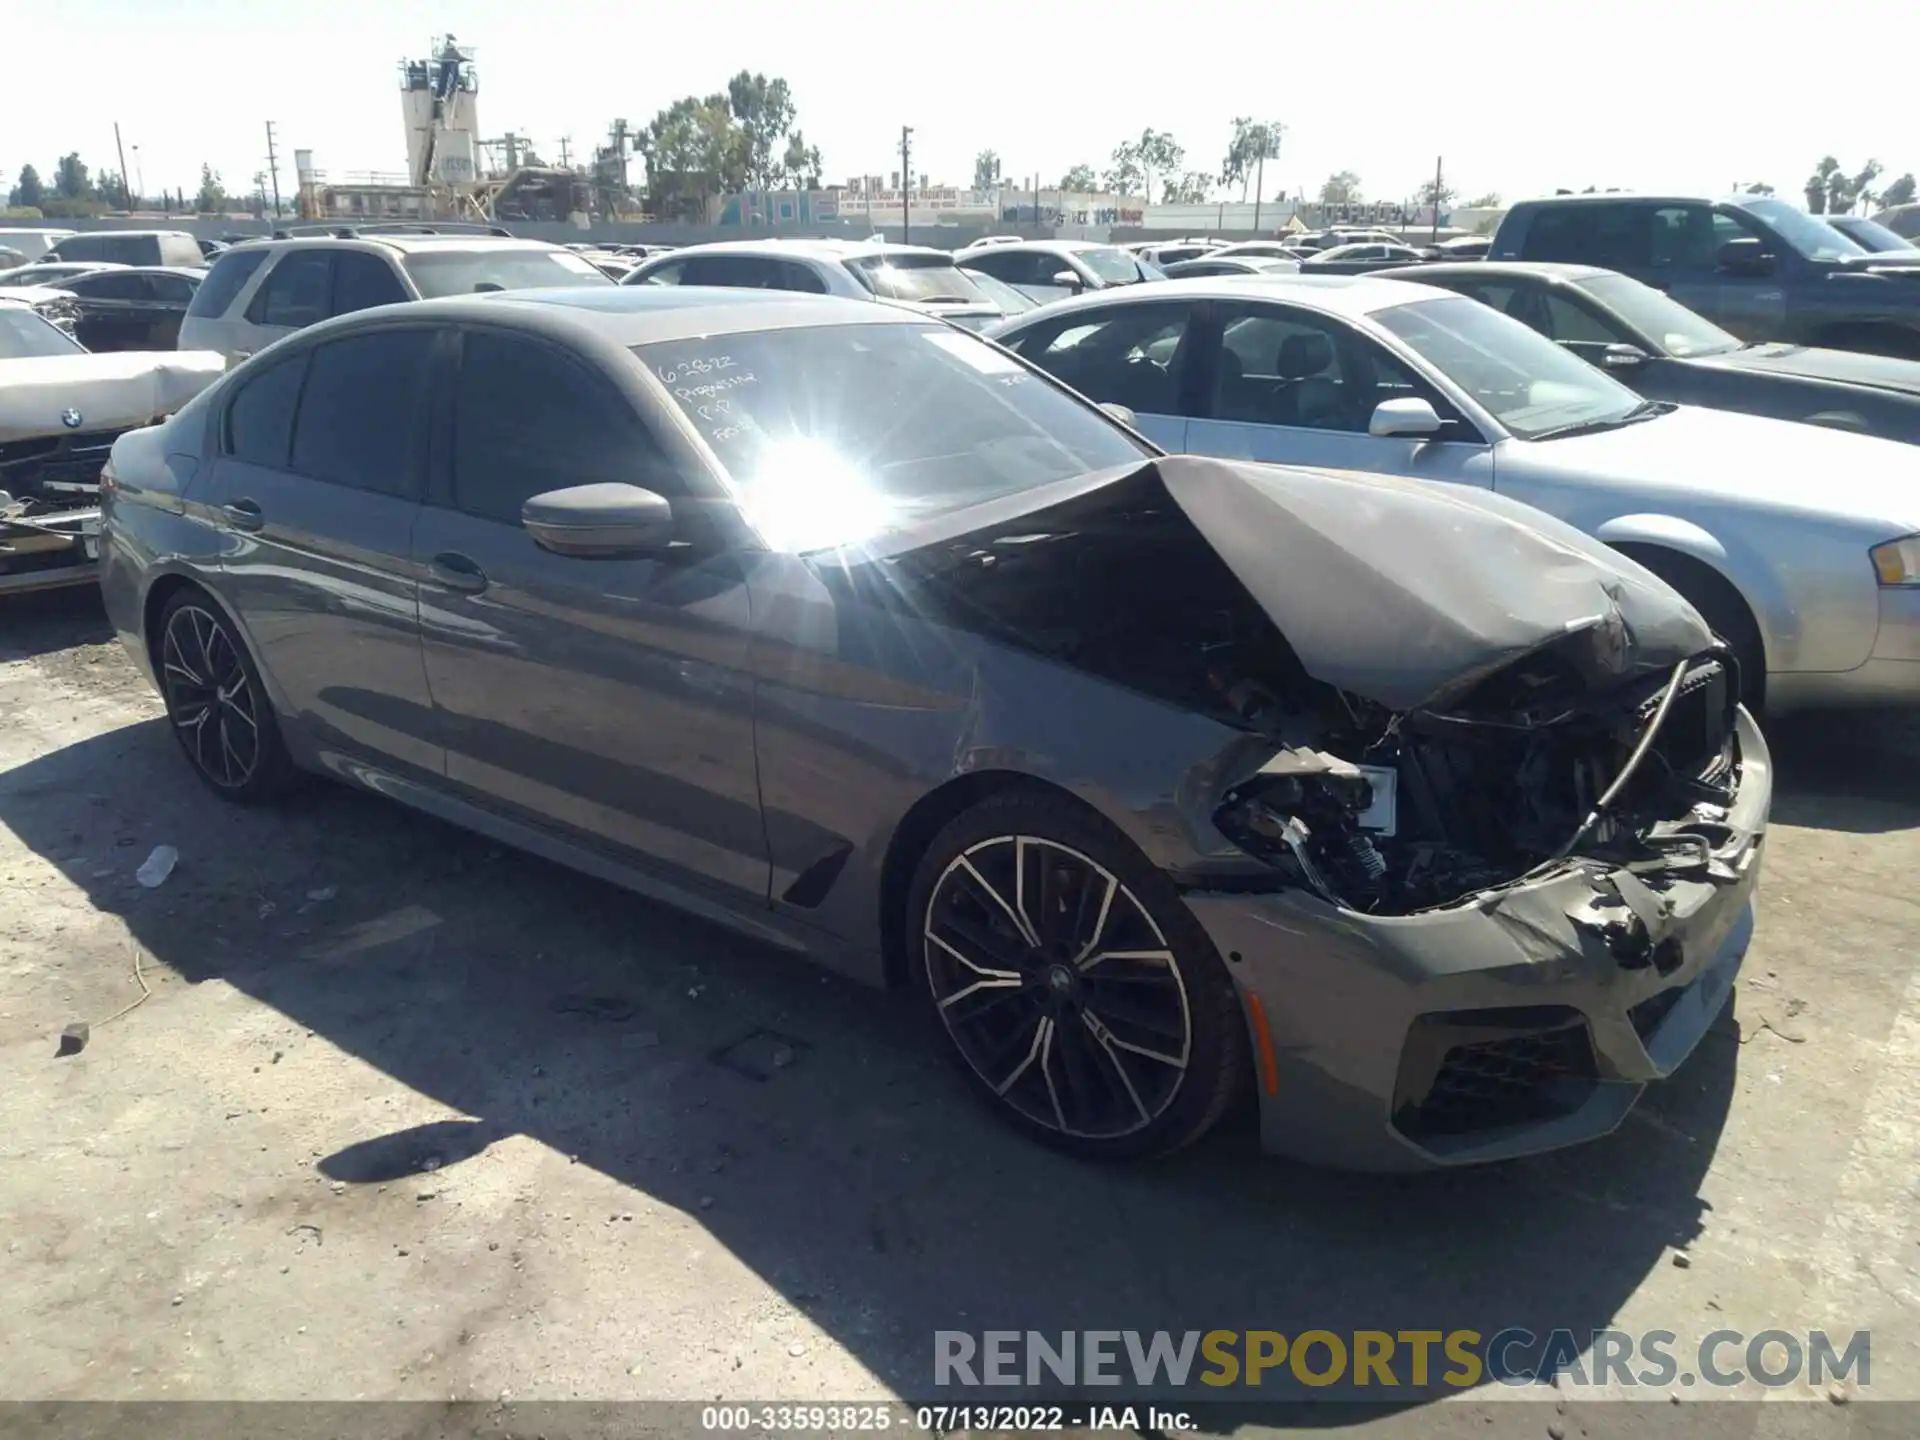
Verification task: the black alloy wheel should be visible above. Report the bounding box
[908,789,1248,1159]
[156,589,296,802]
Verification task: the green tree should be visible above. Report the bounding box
[1102,143,1143,198]
[53,152,91,200]
[1161,172,1212,205]
[1417,176,1457,209]
[195,163,226,214]
[1464,191,1502,208]
[1058,164,1096,191]
[1132,129,1184,205]
[726,71,796,189]
[13,163,44,208]
[1220,118,1281,201]
[1846,159,1883,214]
[1804,156,1841,214]
[972,149,1001,192]
[637,93,746,221]
[780,131,822,189]
[1882,173,1917,208]
[97,169,130,209]
[1319,170,1363,206]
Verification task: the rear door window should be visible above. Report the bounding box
[677,254,784,288]
[287,329,435,497]
[149,273,198,304]
[1016,301,1201,415]
[331,251,410,316]
[223,353,310,467]
[249,250,335,328]
[188,247,268,317]
[1518,203,1651,269]
[66,271,149,301]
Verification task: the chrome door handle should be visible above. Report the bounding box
[221,499,264,531]
[429,552,489,594]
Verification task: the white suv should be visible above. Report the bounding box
[177,228,613,363]
[623,239,1007,328]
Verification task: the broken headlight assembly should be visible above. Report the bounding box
[1213,647,1742,918]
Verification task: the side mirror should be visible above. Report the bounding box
[522,483,675,557]
[1098,401,1138,428]
[1051,269,1085,292]
[1368,396,1444,438]
[1601,342,1650,369]
[1717,237,1775,276]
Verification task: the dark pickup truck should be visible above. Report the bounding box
[1491,193,1920,359]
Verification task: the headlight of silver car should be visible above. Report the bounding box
[1870,534,1920,587]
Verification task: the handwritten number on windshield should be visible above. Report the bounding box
[657,355,736,385]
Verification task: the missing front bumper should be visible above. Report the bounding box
[1185,707,1771,1172]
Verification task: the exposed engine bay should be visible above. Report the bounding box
[861,459,1742,917]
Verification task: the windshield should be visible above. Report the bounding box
[401,247,614,297]
[634,322,1151,552]
[845,254,991,304]
[1832,216,1914,253]
[0,306,85,358]
[957,268,1038,314]
[1375,295,1645,440]
[1581,273,1741,357]
[1076,246,1162,285]
[1736,198,1867,261]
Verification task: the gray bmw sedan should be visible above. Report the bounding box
[98,286,1771,1171]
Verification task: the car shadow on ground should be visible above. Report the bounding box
[1763,707,1920,834]
[1,711,1771,1421]
[0,586,115,662]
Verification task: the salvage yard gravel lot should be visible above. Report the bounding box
[3,587,1919,1430]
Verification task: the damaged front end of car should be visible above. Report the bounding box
[863,453,1769,1169]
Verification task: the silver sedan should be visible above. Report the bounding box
[988,275,1920,712]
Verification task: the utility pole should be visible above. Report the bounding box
[1431,155,1443,242]
[900,126,913,243]
[265,120,283,217]
[113,122,131,211]
[559,136,572,169]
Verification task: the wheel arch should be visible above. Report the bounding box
[141,569,294,718]
[877,770,1105,991]
[1594,514,1780,663]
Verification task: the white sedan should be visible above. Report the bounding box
[1,298,224,594]
[987,274,1920,712]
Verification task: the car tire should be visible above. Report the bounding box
[1616,546,1766,714]
[155,588,299,803]
[905,787,1249,1161]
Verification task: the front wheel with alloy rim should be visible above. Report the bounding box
[906,789,1249,1160]
[155,588,298,802]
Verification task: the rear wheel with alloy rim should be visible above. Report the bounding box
[156,589,297,802]
[907,789,1248,1159]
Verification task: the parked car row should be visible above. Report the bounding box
[98,283,1773,1174]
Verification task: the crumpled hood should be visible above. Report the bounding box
[1700,341,1920,397]
[0,350,226,442]
[1149,455,1713,710]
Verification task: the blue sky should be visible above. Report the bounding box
[8,0,1913,209]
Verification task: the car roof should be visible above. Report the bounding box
[60,228,197,239]
[88,265,206,279]
[964,239,1118,257]
[305,285,925,348]
[239,234,566,256]
[643,238,955,265]
[1002,273,1449,322]
[1508,192,1750,208]
[1384,260,1609,284]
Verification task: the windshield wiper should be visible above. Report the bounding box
[1528,399,1672,442]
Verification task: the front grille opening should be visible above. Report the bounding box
[1629,985,1686,1041]
[1393,1006,1599,1142]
